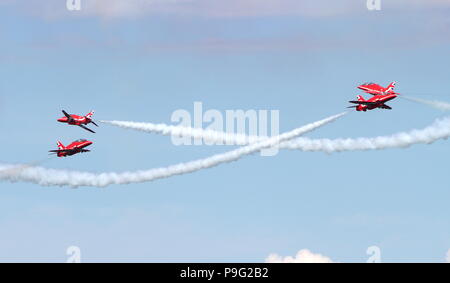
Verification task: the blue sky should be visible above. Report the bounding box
[0,0,450,262]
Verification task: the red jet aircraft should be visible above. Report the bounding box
[57,110,98,133]
[357,81,397,95]
[348,94,397,111]
[49,139,93,157]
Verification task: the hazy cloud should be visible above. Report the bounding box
[84,0,450,19]
[5,0,450,20]
[265,249,334,263]
[78,0,361,19]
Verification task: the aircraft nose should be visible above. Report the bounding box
[57,118,65,122]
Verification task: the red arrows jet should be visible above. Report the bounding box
[58,110,98,133]
[348,94,397,111]
[49,139,93,157]
[358,81,397,95]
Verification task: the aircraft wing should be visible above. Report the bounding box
[62,110,72,118]
[348,101,379,105]
[49,149,76,153]
[62,110,75,123]
[380,104,392,110]
[79,124,96,133]
[49,149,90,154]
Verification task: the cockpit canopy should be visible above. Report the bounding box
[362,82,375,86]
[75,139,87,142]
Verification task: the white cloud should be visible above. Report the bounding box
[79,0,358,19]
[265,249,334,263]
[84,0,450,19]
[8,0,450,20]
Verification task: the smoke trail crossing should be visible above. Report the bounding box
[102,110,450,154]
[0,113,346,188]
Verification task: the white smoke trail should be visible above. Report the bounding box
[0,157,54,176]
[281,116,450,153]
[103,111,450,154]
[0,113,346,188]
[100,120,264,145]
[102,110,450,154]
[402,96,450,111]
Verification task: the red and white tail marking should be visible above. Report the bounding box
[386,81,396,92]
[57,141,65,150]
[85,111,94,119]
[357,95,365,101]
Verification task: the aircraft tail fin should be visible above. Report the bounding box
[357,95,365,101]
[85,111,94,119]
[57,141,65,150]
[386,81,396,92]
